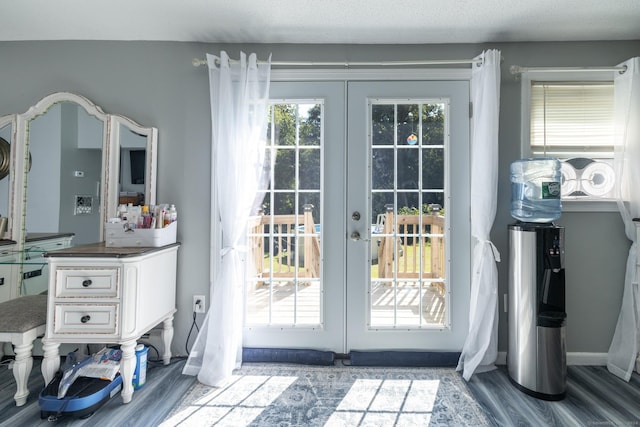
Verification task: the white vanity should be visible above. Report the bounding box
[0,92,174,405]
[41,242,179,404]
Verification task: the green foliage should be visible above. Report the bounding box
[263,104,321,221]
[263,101,446,224]
[398,204,446,216]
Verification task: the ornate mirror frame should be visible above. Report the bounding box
[0,114,17,241]
[10,92,157,249]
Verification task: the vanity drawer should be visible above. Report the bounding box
[55,268,119,297]
[53,303,118,335]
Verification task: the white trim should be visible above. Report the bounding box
[562,200,619,213]
[270,68,472,82]
[497,351,609,366]
[568,352,609,366]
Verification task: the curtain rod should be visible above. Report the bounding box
[510,65,628,75]
[192,57,482,68]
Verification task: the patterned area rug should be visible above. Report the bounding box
[161,362,490,426]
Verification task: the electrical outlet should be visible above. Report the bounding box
[193,295,206,313]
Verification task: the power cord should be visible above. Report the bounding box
[184,310,200,356]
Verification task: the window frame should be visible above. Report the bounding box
[519,69,618,212]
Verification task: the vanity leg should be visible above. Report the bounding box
[120,340,137,404]
[12,341,34,406]
[161,315,174,365]
[41,339,60,386]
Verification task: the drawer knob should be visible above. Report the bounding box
[81,315,91,323]
[82,279,92,287]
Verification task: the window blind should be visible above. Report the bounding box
[530,82,614,158]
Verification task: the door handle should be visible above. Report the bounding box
[350,231,361,241]
[352,211,361,221]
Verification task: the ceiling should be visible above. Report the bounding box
[3,0,640,44]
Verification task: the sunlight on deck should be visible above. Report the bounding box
[246,281,445,327]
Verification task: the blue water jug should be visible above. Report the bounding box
[132,344,148,390]
[510,158,562,223]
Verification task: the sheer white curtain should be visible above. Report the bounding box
[607,57,640,382]
[183,51,272,386]
[456,49,502,381]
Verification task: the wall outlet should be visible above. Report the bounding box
[193,295,206,314]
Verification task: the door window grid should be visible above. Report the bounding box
[246,101,323,327]
[369,100,448,329]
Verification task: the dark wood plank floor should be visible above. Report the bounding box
[0,356,195,426]
[467,365,640,426]
[1,356,639,426]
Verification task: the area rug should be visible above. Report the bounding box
[161,362,490,426]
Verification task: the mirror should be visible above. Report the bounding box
[13,92,157,244]
[0,115,16,241]
[0,93,157,299]
[25,101,105,245]
[107,116,157,211]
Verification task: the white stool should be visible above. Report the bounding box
[0,295,47,406]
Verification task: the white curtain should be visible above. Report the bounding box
[183,51,272,386]
[607,57,640,382]
[456,49,502,381]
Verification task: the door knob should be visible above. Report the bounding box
[350,231,361,241]
[352,211,361,221]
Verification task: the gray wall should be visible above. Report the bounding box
[0,40,638,357]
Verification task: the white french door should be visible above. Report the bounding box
[243,79,470,353]
[244,81,347,351]
[346,81,470,351]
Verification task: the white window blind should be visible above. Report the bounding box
[530,82,614,158]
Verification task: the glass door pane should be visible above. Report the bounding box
[370,101,447,328]
[246,102,323,326]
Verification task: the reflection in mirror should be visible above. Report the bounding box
[119,127,147,206]
[0,127,10,237]
[26,102,104,245]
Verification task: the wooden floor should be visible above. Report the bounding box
[467,365,640,426]
[0,356,195,426]
[1,355,639,426]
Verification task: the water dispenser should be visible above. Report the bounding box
[508,222,567,400]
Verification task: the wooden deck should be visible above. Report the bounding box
[246,209,447,328]
[246,280,446,327]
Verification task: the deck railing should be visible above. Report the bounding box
[248,205,320,284]
[377,207,445,291]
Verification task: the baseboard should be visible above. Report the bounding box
[567,352,608,365]
[497,352,608,366]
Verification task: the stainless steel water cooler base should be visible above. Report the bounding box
[508,326,567,401]
[508,223,567,401]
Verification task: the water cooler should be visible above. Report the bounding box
[508,222,567,400]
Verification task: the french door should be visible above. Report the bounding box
[244,79,470,353]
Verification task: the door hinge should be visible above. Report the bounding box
[469,101,473,118]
